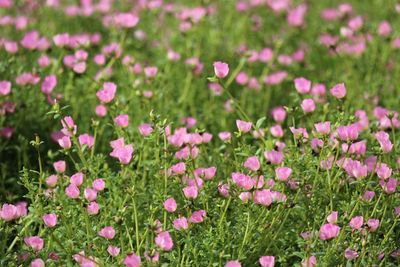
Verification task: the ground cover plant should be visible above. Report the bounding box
[0,0,400,266]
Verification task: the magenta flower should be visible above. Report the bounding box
[169,162,186,175]
[189,210,206,223]
[138,123,153,137]
[58,136,71,149]
[107,246,121,257]
[124,253,141,267]
[110,138,134,164]
[61,116,77,136]
[349,216,363,230]
[254,189,273,206]
[98,226,116,239]
[84,188,97,202]
[319,223,340,240]
[330,83,346,99]
[336,125,359,141]
[294,77,311,94]
[367,219,379,232]
[87,202,100,215]
[70,172,84,186]
[243,156,260,171]
[24,236,44,252]
[115,114,129,128]
[275,167,292,181]
[53,160,66,173]
[236,120,252,133]
[225,260,241,267]
[41,75,57,95]
[42,213,57,228]
[65,184,80,199]
[78,134,94,148]
[344,248,359,260]
[92,178,105,191]
[173,216,189,230]
[163,198,177,212]
[96,82,117,103]
[213,61,229,78]
[259,256,275,267]
[183,185,198,199]
[0,203,18,221]
[155,231,173,251]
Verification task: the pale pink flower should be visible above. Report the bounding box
[24,236,44,251]
[275,167,292,181]
[155,231,173,251]
[189,210,206,223]
[124,253,141,267]
[213,61,229,78]
[294,77,311,94]
[173,216,189,230]
[243,156,260,171]
[319,223,340,240]
[107,245,120,257]
[330,83,346,99]
[114,114,129,128]
[65,184,80,199]
[236,120,252,133]
[43,213,57,227]
[259,256,275,267]
[98,226,116,239]
[349,216,363,230]
[164,198,177,212]
[96,82,117,103]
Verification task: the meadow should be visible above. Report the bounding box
[0,0,399,266]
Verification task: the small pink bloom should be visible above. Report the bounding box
[87,202,99,215]
[65,184,80,199]
[183,186,198,199]
[138,123,153,137]
[70,172,84,186]
[92,178,105,191]
[124,253,141,267]
[254,190,273,206]
[236,120,252,133]
[327,211,338,224]
[78,134,94,148]
[294,77,311,94]
[45,175,58,187]
[378,20,392,37]
[96,82,117,103]
[115,114,129,128]
[349,216,363,230]
[189,210,206,223]
[302,255,316,267]
[271,107,286,123]
[164,198,177,212]
[98,226,116,239]
[319,223,340,240]
[218,131,231,141]
[24,236,44,252]
[275,167,292,181]
[41,75,57,94]
[155,231,173,251]
[213,61,229,78]
[301,99,316,113]
[58,136,71,149]
[144,66,158,78]
[243,156,260,171]
[173,216,189,230]
[315,122,331,135]
[95,104,107,117]
[0,204,17,221]
[345,248,359,260]
[330,83,346,99]
[225,260,241,267]
[42,213,57,227]
[0,81,11,96]
[107,246,120,257]
[31,258,45,267]
[259,256,275,267]
[53,160,66,173]
[367,219,379,232]
[84,188,97,202]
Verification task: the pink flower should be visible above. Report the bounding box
[115,114,129,128]
[271,107,286,123]
[225,260,241,267]
[302,256,316,267]
[349,216,363,230]
[169,162,186,175]
[144,66,158,78]
[43,213,57,228]
[315,122,331,135]
[124,253,141,267]
[65,184,80,199]
[95,104,107,117]
[70,172,84,186]
[235,72,249,85]
[232,172,255,190]
[330,83,346,99]
[218,131,231,141]
[301,99,316,113]
[96,82,117,103]
[92,179,105,191]
[155,231,173,251]
[213,61,229,78]
[53,160,66,173]
[110,138,134,164]
[259,256,275,267]
[0,81,11,96]
[189,210,206,223]
[164,198,177,212]
[87,202,99,215]
[287,4,307,27]
[362,191,375,201]
[183,185,198,199]
[367,219,379,232]
[78,134,94,148]
[378,20,392,37]
[294,77,311,94]
[84,188,97,201]
[61,116,77,136]
[344,248,359,260]
[41,75,57,94]
[236,120,252,133]
[319,223,340,240]
[98,226,116,239]
[58,136,71,149]
[173,216,189,230]
[138,123,153,137]
[336,125,359,141]
[264,150,284,165]
[275,167,292,181]
[327,211,338,224]
[0,203,17,221]
[31,258,45,267]
[45,175,58,187]
[107,246,121,257]
[254,190,273,206]
[24,236,44,251]
[243,156,260,171]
